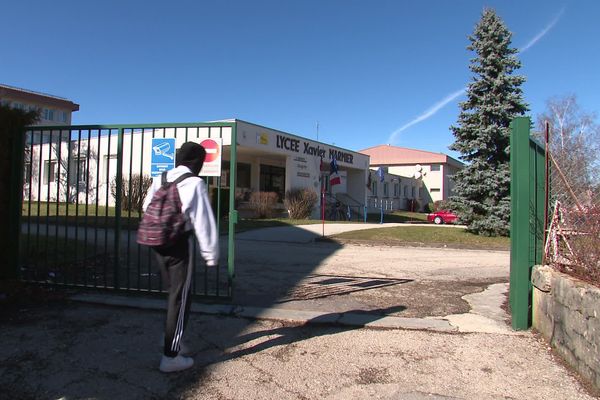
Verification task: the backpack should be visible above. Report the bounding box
[137,171,196,248]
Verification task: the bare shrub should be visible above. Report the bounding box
[432,200,451,212]
[549,204,600,286]
[540,97,600,287]
[249,191,278,218]
[285,188,317,219]
[111,173,153,212]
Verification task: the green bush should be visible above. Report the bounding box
[285,188,317,219]
[249,191,278,218]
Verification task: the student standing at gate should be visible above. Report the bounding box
[141,141,219,373]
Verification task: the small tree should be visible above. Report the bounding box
[536,94,600,201]
[111,173,153,212]
[285,188,317,219]
[449,8,528,236]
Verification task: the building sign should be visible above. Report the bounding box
[151,138,175,177]
[294,156,310,179]
[257,133,269,145]
[274,133,354,165]
[199,138,222,177]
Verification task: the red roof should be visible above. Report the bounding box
[0,84,79,112]
[360,144,462,167]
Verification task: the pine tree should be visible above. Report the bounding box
[450,9,528,236]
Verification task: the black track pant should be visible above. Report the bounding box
[153,233,193,357]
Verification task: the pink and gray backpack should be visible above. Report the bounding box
[137,171,196,248]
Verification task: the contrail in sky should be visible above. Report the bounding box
[519,7,565,53]
[387,8,565,144]
[387,88,465,144]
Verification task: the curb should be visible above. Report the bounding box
[69,293,458,333]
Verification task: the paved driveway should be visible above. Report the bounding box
[3,223,596,399]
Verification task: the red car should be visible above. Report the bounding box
[427,210,458,225]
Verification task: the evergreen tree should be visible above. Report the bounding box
[449,9,528,236]
[0,104,38,279]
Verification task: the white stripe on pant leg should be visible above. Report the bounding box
[171,239,193,353]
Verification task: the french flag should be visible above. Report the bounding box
[329,158,341,185]
[330,172,341,186]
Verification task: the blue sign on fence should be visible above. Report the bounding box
[151,138,176,177]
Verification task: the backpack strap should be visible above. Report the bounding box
[172,172,196,185]
[161,171,197,188]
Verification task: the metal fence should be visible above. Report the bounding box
[18,123,236,299]
[509,117,547,330]
[543,123,600,285]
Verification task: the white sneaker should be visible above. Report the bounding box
[159,355,194,373]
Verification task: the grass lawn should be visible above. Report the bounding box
[366,210,429,223]
[23,201,141,218]
[332,225,510,250]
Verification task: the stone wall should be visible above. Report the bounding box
[532,265,600,390]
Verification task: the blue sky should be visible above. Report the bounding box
[2,1,598,160]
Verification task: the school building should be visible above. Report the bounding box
[24,120,371,220]
[361,144,464,210]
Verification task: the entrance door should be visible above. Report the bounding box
[260,164,285,202]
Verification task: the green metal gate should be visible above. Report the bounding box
[16,122,238,299]
[509,117,548,330]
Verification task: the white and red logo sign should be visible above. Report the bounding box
[199,138,222,177]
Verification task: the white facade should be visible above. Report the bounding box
[387,163,461,204]
[366,168,422,212]
[360,145,464,210]
[235,120,369,218]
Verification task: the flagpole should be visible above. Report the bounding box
[321,178,325,237]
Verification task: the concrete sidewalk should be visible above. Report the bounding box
[235,222,462,243]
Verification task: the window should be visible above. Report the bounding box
[393,183,399,197]
[430,164,441,171]
[237,162,251,188]
[383,182,389,197]
[404,186,409,197]
[43,109,49,120]
[371,181,377,194]
[411,187,415,198]
[61,111,67,123]
[431,188,440,193]
[221,162,252,199]
[260,164,285,202]
[44,161,57,184]
[48,109,54,121]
